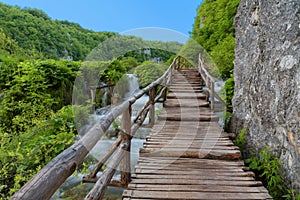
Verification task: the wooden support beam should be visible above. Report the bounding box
[85,145,126,200]
[149,87,156,127]
[120,106,132,186]
[210,80,215,110]
[84,136,122,180]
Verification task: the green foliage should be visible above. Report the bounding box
[221,75,234,112]
[103,60,127,84]
[120,56,139,72]
[0,2,115,60]
[0,59,80,198]
[192,0,240,79]
[87,34,181,62]
[134,61,167,88]
[233,128,246,150]
[165,55,177,66]
[178,39,206,67]
[0,106,76,198]
[0,28,24,57]
[222,111,232,133]
[246,147,290,199]
[210,35,235,78]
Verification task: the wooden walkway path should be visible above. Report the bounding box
[123,69,272,200]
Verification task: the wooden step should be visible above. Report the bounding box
[163,99,209,108]
[158,114,219,122]
[167,93,206,99]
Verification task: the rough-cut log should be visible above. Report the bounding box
[84,136,122,180]
[120,107,132,186]
[149,87,156,126]
[85,145,126,200]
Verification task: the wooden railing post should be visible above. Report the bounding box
[149,87,156,126]
[162,77,168,102]
[210,80,215,110]
[120,106,131,186]
[205,77,209,101]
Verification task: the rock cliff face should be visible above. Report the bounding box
[233,0,300,191]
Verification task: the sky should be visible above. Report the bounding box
[0,0,202,42]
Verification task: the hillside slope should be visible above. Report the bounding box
[0,3,115,60]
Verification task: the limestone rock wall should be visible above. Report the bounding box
[233,0,300,190]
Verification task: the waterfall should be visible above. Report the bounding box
[124,74,140,100]
[102,87,109,107]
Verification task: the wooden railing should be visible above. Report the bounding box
[197,54,226,110]
[12,54,225,200]
[11,56,178,200]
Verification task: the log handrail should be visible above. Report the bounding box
[11,56,178,200]
[197,54,226,109]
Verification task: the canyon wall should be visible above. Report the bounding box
[233,0,300,190]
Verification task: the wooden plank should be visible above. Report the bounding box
[134,165,246,172]
[158,115,219,121]
[143,141,234,146]
[123,190,272,199]
[127,184,269,193]
[167,93,206,99]
[142,145,239,151]
[164,101,209,108]
[140,149,241,160]
[138,157,245,165]
[131,174,255,181]
[133,169,254,176]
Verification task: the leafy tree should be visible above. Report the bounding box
[192,0,240,109]
[0,58,81,198]
[192,0,240,79]
[120,56,139,72]
[134,61,167,88]
[0,106,76,198]
[103,60,127,84]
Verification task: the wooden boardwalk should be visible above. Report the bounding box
[123,69,272,200]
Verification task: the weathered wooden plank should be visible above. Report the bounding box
[167,93,206,99]
[140,149,241,160]
[136,161,246,169]
[143,141,234,146]
[131,174,255,181]
[133,169,254,176]
[134,165,246,173]
[158,115,219,121]
[123,190,272,199]
[142,144,239,151]
[164,101,209,108]
[138,157,245,165]
[168,89,203,93]
[127,184,269,193]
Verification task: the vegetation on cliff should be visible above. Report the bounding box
[191,0,240,110]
